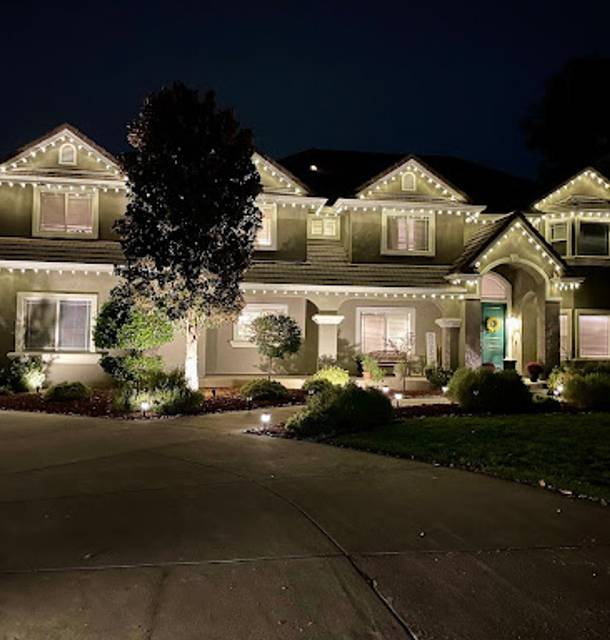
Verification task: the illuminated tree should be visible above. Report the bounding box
[250,314,302,379]
[117,83,262,389]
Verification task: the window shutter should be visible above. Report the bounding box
[58,300,91,350]
[66,194,94,232]
[40,193,66,231]
[579,315,610,357]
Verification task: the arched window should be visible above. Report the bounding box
[401,171,416,192]
[58,143,77,166]
[481,273,511,301]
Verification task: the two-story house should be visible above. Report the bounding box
[0,124,608,388]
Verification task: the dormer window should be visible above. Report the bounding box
[32,187,99,238]
[58,143,77,166]
[400,171,416,192]
[381,209,435,256]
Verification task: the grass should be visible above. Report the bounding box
[330,413,610,501]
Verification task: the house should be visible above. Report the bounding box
[1,124,609,388]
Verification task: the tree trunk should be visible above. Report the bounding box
[185,316,199,391]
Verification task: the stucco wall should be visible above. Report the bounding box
[253,206,307,262]
[349,209,464,264]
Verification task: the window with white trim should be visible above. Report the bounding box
[308,216,339,239]
[560,313,569,360]
[232,303,288,345]
[357,307,415,353]
[58,143,77,165]
[400,172,416,192]
[578,314,610,358]
[382,210,434,255]
[18,294,95,353]
[34,188,98,237]
[255,203,277,250]
[549,222,569,256]
[578,222,609,256]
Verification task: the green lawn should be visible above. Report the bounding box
[331,413,610,501]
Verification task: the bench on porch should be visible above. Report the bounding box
[368,351,426,376]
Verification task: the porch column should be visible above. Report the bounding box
[543,301,560,371]
[435,318,462,370]
[464,300,482,368]
[312,314,344,362]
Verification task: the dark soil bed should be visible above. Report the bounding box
[0,388,305,418]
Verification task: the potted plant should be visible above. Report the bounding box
[527,361,544,382]
[361,354,384,383]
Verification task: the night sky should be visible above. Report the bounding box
[2,0,610,177]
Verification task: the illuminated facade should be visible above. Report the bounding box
[0,125,608,386]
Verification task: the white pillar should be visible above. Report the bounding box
[312,314,344,362]
[435,318,462,370]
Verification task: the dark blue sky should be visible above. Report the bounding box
[2,0,609,177]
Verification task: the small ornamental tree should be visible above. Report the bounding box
[250,314,302,379]
[117,83,262,389]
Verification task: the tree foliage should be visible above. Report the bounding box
[522,56,610,179]
[250,313,302,377]
[116,82,262,325]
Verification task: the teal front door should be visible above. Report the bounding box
[481,303,506,369]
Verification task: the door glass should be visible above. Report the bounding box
[481,303,506,369]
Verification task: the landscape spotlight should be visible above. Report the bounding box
[260,412,272,425]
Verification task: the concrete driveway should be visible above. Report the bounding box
[0,407,609,639]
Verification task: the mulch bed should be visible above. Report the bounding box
[0,387,306,419]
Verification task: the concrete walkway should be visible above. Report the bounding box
[0,407,608,639]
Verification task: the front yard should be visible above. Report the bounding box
[331,413,610,501]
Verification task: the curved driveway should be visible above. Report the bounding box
[0,407,609,639]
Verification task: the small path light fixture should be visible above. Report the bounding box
[382,386,390,394]
[393,392,403,408]
[260,412,272,427]
[140,401,150,418]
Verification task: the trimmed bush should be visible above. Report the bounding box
[240,379,289,401]
[527,361,544,382]
[100,354,163,388]
[425,366,454,390]
[45,382,91,402]
[0,356,46,392]
[286,383,394,438]
[310,365,350,387]
[361,355,385,383]
[302,378,334,395]
[114,369,203,415]
[447,367,532,414]
[564,372,610,410]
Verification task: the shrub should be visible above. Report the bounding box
[302,378,334,395]
[310,365,349,387]
[564,372,610,410]
[447,367,532,414]
[114,369,203,415]
[425,366,454,390]
[286,383,394,438]
[100,354,163,388]
[240,379,289,401]
[0,356,46,392]
[361,354,385,383]
[527,361,544,381]
[45,382,91,402]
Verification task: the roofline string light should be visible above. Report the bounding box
[359,161,463,201]
[0,131,121,176]
[253,156,301,195]
[535,169,610,210]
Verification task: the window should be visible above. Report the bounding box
[578,314,610,358]
[549,222,569,256]
[18,294,95,353]
[578,222,609,256]
[357,307,415,353]
[232,303,288,346]
[560,313,569,360]
[58,143,77,165]
[401,172,416,192]
[308,216,339,239]
[255,204,277,250]
[34,189,98,237]
[382,210,434,255]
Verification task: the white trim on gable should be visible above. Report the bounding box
[356,157,466,202]
[533,167,610,211]
[0,126,123,177]
[252,152,307,196]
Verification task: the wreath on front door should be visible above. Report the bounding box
[485,316,501,333]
